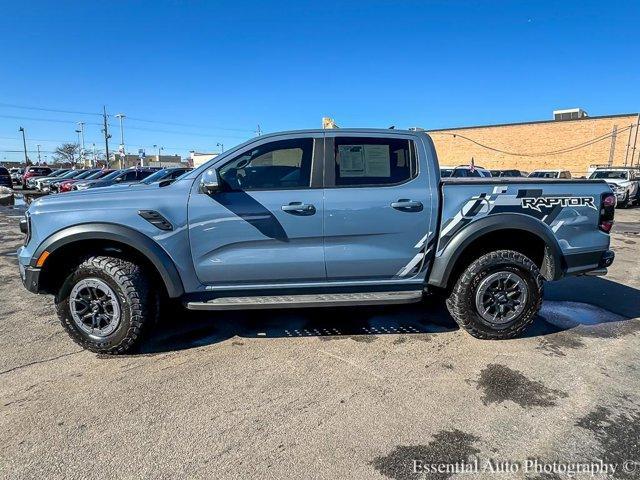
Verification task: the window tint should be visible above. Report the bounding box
[0,167,9,175]
[137,170,155,180]
[334,137,415,186]
[219,138,313,191]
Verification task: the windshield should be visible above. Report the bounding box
[96,170,123,181]
[141,169,171,184]
[590,170,628,180]
[529,171,558,178]
[85,170,113,180]
[73,170,99,180]
[58,170,85,179]
[141,168,189,184]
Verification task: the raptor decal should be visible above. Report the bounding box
[521,196,597,212]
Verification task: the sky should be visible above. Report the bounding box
[0,0,638,163]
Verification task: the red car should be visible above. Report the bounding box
[22,166,53,188]
[58,169,115,192]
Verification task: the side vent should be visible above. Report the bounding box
[138,210,173,231]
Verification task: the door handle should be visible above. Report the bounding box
[281,202,316,215]
[391,199,423,212]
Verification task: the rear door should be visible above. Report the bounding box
[188,133,326,286]
[322,133,434,281]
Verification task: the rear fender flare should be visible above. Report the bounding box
[428,214,563,288]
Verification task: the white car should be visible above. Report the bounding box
[528,170,572,179]
[440,165,492,178]
[589,168,639,208]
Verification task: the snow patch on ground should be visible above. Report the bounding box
[540,301,625,329]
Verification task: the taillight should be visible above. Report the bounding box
[599,192,616,233]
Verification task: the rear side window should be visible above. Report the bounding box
[333,137,416,186]
[0,167,9,175]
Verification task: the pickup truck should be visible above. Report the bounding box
[588,167,640,208]
[17,129,616,354]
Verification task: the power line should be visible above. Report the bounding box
[430,124,634,157]
[0,102,100,116]
[0,102,256,134]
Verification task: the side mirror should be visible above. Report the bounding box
[200,169,220,194]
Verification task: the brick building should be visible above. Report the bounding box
[427,110,640,177]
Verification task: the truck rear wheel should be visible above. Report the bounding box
[55,255,157,354]
[446,250,543,339]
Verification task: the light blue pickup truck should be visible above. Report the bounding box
[18,129,616,353]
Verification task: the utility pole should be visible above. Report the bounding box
[77,122,86,167]
[624,121,634,166]
[115,113,126,168]
[607,126,617,166]
[255,124,262,136]
[92,143,97,168]
[36,144,42,164]
[630,114,640,167]
[18,127,28,165]
[102,106,111,168]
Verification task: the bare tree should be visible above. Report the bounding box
[52,143,80,166]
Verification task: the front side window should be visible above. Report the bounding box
[333,137,415,186]
[218,138,313,191]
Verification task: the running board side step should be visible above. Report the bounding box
[186,291,423,311]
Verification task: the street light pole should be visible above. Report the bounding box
[153,144,164,166]
[18,127,28,165]
[36,144,42,164]
[216,142,224,152]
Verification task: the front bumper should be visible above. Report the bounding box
[19,263,41,293]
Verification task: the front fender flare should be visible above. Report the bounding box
[31,223,184,298]
[428,213,563,288]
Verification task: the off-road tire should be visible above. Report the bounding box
[446,250,543,340]
[55,255,157,354]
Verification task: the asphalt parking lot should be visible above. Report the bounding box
[1,201,639,480]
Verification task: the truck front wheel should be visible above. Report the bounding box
[446,250,543,339]
[55,255,157,354]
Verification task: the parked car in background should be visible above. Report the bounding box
[50,169,100,193]
[59,169,115,193]
[74,169,123,191]
[36,169,83,193]
[138,167,192,185]
[33,169,71,191]
[0,167,13,188]
[528,170,572,179]
[490,169,526,177]
[85,167,161,189]
[22,166,53,188]
[9,167,23,185]
[589,167,640,208]
[440,165,492,178]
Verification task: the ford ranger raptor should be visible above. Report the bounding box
[18,129,616,353]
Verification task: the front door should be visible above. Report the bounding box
[188,134,325,286]
[323,134,433,282]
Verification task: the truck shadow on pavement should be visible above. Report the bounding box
[139,276,640,354]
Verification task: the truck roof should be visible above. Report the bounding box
[442,177,606,185]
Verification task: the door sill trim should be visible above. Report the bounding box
[186,290,422,311]
[203,278,424,291]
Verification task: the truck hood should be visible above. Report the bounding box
[28,182,161,214]
[604,178,631,187]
